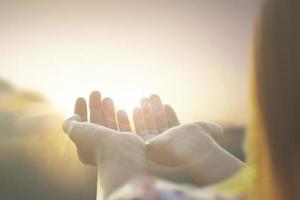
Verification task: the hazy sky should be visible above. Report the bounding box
[0,0,261,125]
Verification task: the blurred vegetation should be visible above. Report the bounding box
[0,77,245,199]
[0,77,97,200]
[0,77,15,92]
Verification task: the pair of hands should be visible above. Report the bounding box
[63,91,182,165]
[63,91,241,188]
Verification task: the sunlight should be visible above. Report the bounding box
[51,88,148,118]
[44,67,152,116]
[110,89,146,113]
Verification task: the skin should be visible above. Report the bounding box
[132,95,243,185]
[133,95,198,184]
[73,92,197,184]
[65,91,147,199]
[63,91,244,199]
[146,122,244,185]
[133,95,179,140]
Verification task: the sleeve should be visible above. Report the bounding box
[107,175,221,200]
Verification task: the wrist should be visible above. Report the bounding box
[173,131,218,167]
[184,145,244,185]
[96,155,147,199]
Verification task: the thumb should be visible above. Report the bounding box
[63,115,117,144]
[194,121,224,143]
[145,134,178,167]
[63,114,92,143]
[63,114,83,135]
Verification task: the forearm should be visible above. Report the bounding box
[146,160,198,185]
[96,156,147,199]
[185,146,244,185]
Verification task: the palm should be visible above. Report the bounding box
[65,91,145,166]
[132,94,180,140]
[66,91,195,184]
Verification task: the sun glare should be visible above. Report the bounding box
[48,76,150,118]
[50,92,140,118]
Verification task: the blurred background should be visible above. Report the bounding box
[0,0,261,199]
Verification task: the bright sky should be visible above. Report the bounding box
[0,0,261,125]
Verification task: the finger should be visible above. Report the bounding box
[74,97,87,122]
[102,97,118,130]
[149,94,169,133]
[64,116,116,146]
[164,104,180,127]
[117,110,132,132]
[64,115,95,165]
[133,107,149,137]
[140,98,159,135]
[89,91,106,126]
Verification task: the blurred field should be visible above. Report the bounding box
[0,78,97,200]
[0,77,245,200]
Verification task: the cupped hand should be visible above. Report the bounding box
[132,94,223,169]
[132,94,243,185]
[145,121,224,168]
[63,91,149,198]
[146,121,244,185]
[63,91,145,167]
[133,94,180,141]
[132,95,201,184]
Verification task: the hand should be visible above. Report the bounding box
[64,91,144,166]
[132,95,243,185]
[132,95,199,184]
[146,121,244,185]
[63,91,147,198]
[146,121,223,167]
[132,94,180,141]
